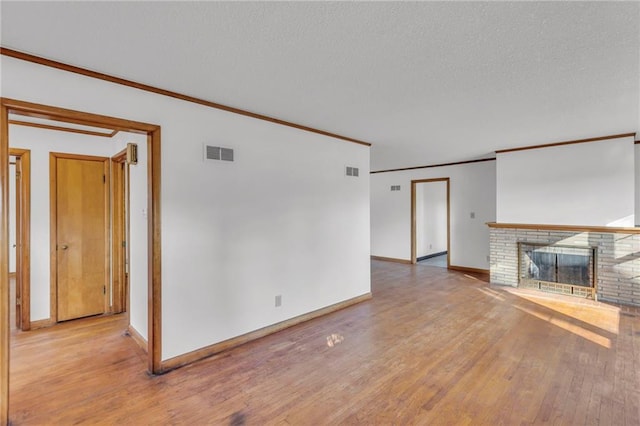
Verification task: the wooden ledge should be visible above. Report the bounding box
[487,222,640,234]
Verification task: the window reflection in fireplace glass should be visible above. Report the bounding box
[528,251,556,282]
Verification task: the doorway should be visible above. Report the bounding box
[411,178,450,265]
[111,148,129,314]
[1,98,163,425]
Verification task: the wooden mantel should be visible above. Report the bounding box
[487,222,640,234]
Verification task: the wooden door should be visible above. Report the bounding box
[52,154,109,322]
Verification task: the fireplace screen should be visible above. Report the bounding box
[519,243,595,297]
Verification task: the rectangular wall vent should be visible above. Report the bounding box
[346,166,359,177]
[391,185,401,191]
[220,148,234,162]
[206,145,221,160]
[205,145,234,162]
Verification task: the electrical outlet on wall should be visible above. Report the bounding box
[470,212,476,219]
[275,295,282,307]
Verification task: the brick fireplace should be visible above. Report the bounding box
[488,223,640,307]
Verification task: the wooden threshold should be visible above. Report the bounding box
[161,293,372,372]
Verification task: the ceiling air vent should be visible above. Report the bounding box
[205,145,234,162]
[346,166,359,177]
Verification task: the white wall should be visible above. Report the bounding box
[1,56,371,360]
[9,161,16,273]
[415,181,447,258]
[113,132,149,341]
[371,160,496,269]
[8,125,117,321]
[636,144,640,226]
[497,136,635,226]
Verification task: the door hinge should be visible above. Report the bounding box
[122,240,127,248]
[103,285,106,295]
[16,297,21,306]
[103,174,106,183]
[15,171,21,179]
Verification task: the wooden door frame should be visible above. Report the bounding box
[1,98,162,425]
[8,148,30,331]
[50,153,111,321]
[111,149,128,314]
[410,178,450,265]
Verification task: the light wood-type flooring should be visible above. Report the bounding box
[8,260,640,424]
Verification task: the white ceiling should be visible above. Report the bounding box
[1,1,639,170]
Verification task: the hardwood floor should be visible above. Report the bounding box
[9,260,640,424]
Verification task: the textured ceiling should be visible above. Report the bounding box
[1,1,639,170]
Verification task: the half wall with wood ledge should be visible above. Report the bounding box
[488,222,640,307]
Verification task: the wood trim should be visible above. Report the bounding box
[2,98,158,134]
[103,161,111,315]
[161,293,372,372]
[487,222,640,234]
[371,157,495,174]
[0,99,163,424]
[9,148,31,331]
[635,140,640,145]
[0,48,371,148]
[111,147,127,162]
[410,178,450,266]
[8,119,115,138]
[148,129,162,374]
[370,255,412,264]
[126,325,148,354]
[495,133,636,154]
[29,318,55,330]
[48,154,57,324]
[111,150,128,314]
[448,265,490,275]
[8,273,15,279]
[1,103,9,426]
[49,151,112,162]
